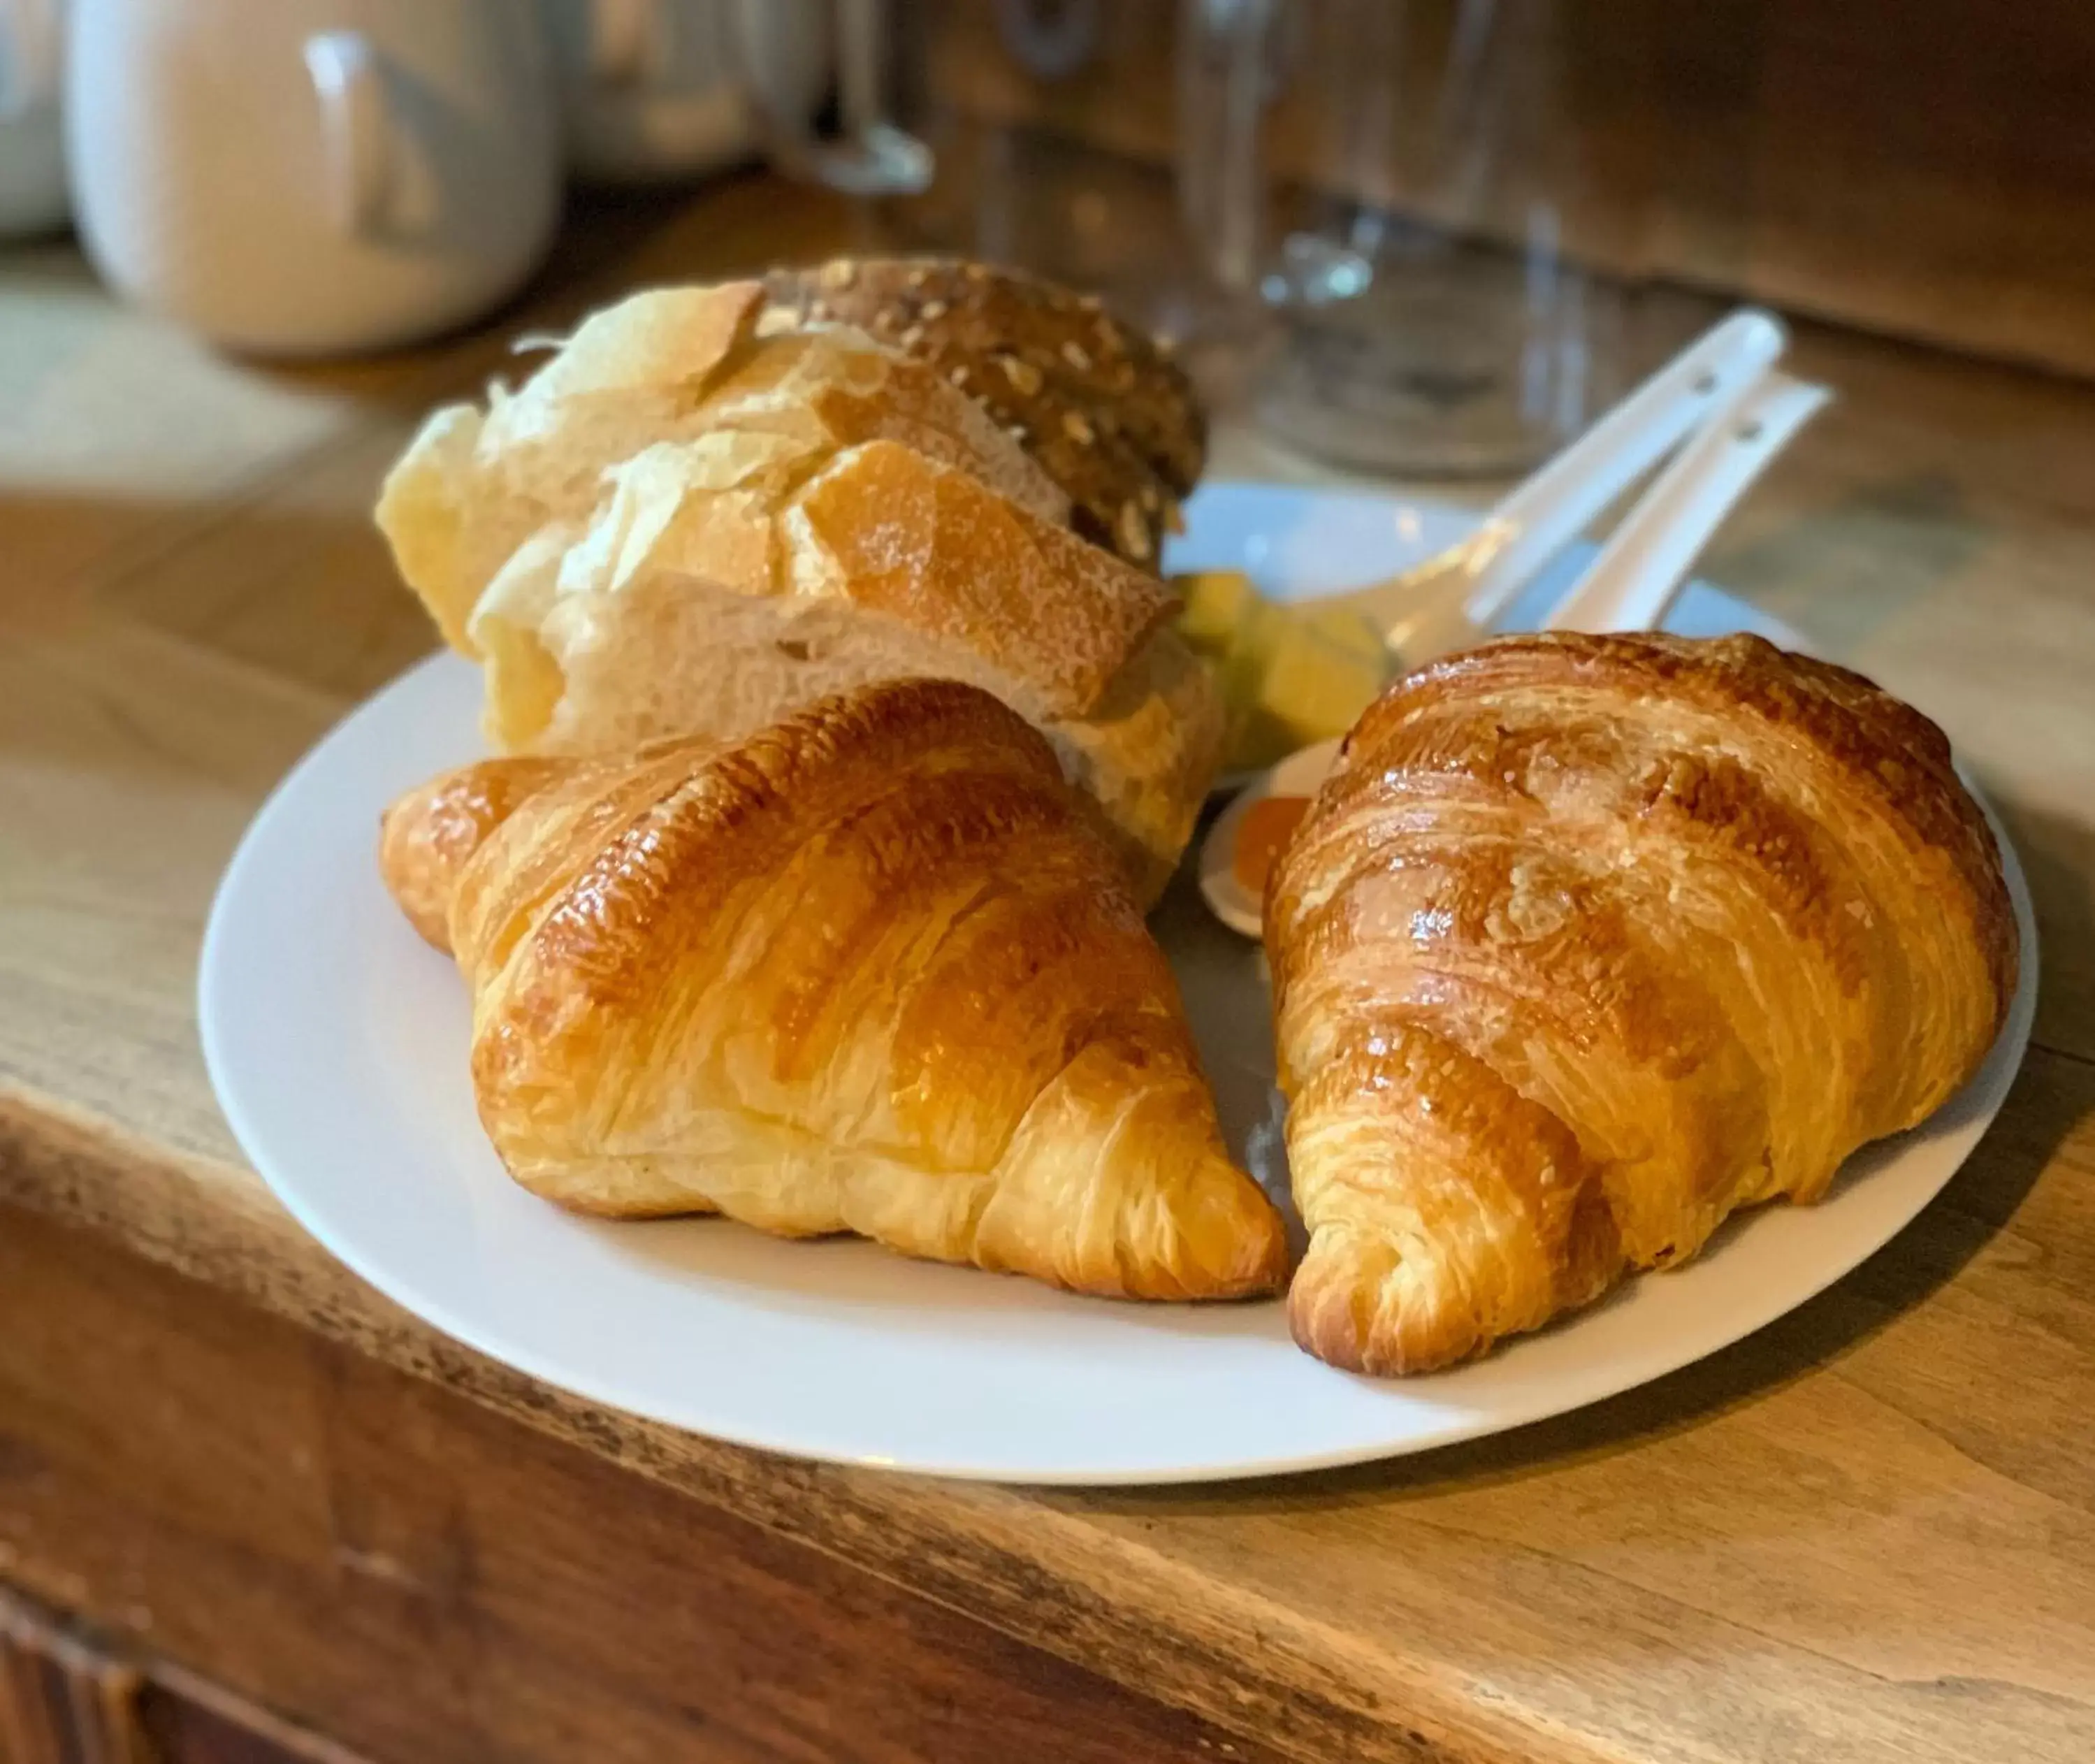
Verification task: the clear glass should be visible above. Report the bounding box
[730,0,1643,475]
[739,0,1220,331]
[1177,0,1646,475]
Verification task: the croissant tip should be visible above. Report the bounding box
[1066,1156,1289,1302]
[1286,1234,1494,1376]
[1251,1212,1294,1296]
[1287,1299,1481,1378]
[1196,1156,1292,1299]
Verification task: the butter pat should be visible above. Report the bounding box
[1247,605,1389,756]
[1171,570,1396,771]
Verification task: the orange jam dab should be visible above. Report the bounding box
[1233,795,1312,899]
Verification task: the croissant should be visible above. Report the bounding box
[379,677,1285,1301]
[1268,632,2017,1374]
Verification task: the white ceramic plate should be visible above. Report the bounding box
[200,482,2036,1485]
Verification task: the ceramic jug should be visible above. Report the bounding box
[68,0,562,354]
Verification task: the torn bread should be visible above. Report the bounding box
[376,283,1223,899]
[378,281,1068,656]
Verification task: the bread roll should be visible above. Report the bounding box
[761,256,1204,570]
[379,282,1067,657]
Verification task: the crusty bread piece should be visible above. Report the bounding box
[783,437,1170,718]
[520,569,1217,904]
[375,284,1223,898]
[493,436,1210,897]
[377,281,1068,656]
[761,258,1205,570]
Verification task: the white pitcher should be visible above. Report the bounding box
[0,0,67,238]
[68,0,562,354]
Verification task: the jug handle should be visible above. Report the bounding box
[0,0,63,120]
[303,31,398,239]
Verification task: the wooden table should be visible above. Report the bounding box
[3,174,2092,1764]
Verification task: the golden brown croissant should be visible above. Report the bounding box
[1268,632,2017,1374]
[379,677,1285,1301]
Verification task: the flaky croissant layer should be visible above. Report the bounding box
[380,677,1285,1301]
[1268,632,2017,1375]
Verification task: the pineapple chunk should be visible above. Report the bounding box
[1172,569,1256,660]
[1298,602,1389,669]
[1250,608,1390,751]
[1173,569,1396,770]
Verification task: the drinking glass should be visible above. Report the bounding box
[1177,0,1646,474]
[723,0,1208,327]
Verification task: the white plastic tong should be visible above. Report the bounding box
[1198,310,1832,939]
[1356,308,1829,664]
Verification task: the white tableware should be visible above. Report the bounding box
[1544,371,1832,637]
[200,482,2036,1485]
[540,0,828,185]
[1183,0,1666,475]
[68,0,561,355]
[1365,309,1793,666]
[0,0,67,238]
[1200,372,1833,938]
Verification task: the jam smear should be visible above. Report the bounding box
[1233,795,1312,899]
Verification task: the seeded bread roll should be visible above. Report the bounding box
[762,256,1205,570]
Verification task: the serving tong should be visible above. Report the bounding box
[1200,308,1832,937]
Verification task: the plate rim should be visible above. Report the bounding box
[198,482,2040,1485]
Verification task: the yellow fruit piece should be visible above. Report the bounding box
[1233,605,1391,769]
[1173,570,1396,770]
[1298,602,1389,668]
[1172,569,1255,660]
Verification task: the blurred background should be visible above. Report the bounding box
[9,0,2094,472]
[10,0,2090,852]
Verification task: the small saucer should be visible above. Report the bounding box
[1197,738,1342,938]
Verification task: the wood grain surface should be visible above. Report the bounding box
[3,1584,368,1764]
[0,1203,1292,1764]
[3,174,2094,1763]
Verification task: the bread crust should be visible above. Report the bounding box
[375,281,1068,657]
[375,281,1219,897]
[762,256,1204,569]
[785,440,1175,718]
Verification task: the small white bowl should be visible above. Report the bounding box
[1197,738,1343,938]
